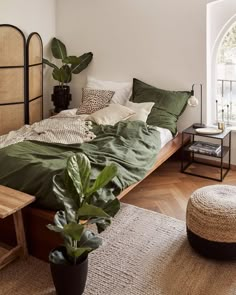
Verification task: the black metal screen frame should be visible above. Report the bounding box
[26,32,44,124]
[0,24,28,124]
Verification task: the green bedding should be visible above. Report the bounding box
[0,121,161,210]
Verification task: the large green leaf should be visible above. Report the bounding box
[87,164,117,197]
[53,174,78,220]
[52,67,71,84]
[89,217,111,233]
[65,207,76,224]
[67,154,91,196]
[77,203,109,219]
[66,155,82,196]
[54,210,67,228]
[79,230,102,249]
[53,174,69,201]
[53,175,76,204]
[47,224,64,233]
[51,37,67,60]
[62,56,79,64]
[47,210,68,235]
[71,52,93,74]
[61,65,72,83]
[73,248,91,258]
[65,244,91,263]
[62,196,77,213]
[63,223,84,241]
[49,248,68,264]
[64,170,82,209]
[43,58,58,69]
[103,198,120,217]
[52,67,63,83]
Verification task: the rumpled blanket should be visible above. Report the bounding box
[0,116,95,148]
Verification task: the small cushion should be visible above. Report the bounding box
[87,104,135,126]
[77,88,114,115]
[131,78,191,135]
[86,76,132,105]
[186,184,236,259]
[126,101,154,122]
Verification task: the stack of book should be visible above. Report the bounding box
[188,141,221,156]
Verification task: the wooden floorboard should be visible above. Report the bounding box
[122,158,236,221]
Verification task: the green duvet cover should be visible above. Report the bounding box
[0,121,161,210]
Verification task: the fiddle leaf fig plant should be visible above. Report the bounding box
[47,153,120,265]
[43,38,93,86]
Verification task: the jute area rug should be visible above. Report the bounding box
[1,204,236,295]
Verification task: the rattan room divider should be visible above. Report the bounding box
[0,24,43,135]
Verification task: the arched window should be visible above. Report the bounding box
[216,22,236,124]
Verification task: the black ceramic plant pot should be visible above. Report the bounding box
[51,85,72,113]
[50,253,88,295]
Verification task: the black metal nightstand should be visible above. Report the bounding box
[181,125,231,181]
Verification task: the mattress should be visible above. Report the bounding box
[155,126,173,148]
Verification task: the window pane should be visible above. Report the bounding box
[216,23,236,123]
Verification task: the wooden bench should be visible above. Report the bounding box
[0,185,35,269]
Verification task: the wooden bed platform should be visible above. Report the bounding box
[0,132,185,262]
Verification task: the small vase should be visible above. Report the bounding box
[50,250,88,295]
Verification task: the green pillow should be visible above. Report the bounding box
[131,78,191,135]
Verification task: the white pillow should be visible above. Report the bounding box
[86,76,132,105]
[86,104,135,126]
[126,101,155,122]
[51,109,88,120]
[53,108,78,117]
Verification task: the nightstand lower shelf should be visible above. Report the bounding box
[182,158,230,181]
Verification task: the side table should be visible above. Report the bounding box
[0,185,35,270]
[181,126,231,181]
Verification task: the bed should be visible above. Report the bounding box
[0,25,189,261]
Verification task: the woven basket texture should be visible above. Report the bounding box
[186,185,236,242]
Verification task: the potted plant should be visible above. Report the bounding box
[47,153,120,295]
[43,38,93,113]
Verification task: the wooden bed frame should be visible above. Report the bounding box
[0,24,186,262]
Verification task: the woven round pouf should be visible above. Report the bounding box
[186,184,236,259]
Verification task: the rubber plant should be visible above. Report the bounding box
[43,38,93,86]
[47,153,120,265]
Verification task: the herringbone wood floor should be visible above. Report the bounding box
[122,158,236,221]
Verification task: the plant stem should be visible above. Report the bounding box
[73,240,77,265]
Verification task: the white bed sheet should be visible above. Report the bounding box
[154,126,173,148]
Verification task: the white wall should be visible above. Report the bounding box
[0,0,56,115]
[207,0,236,164]
[208,0,236,48]
[56,0,207,131]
